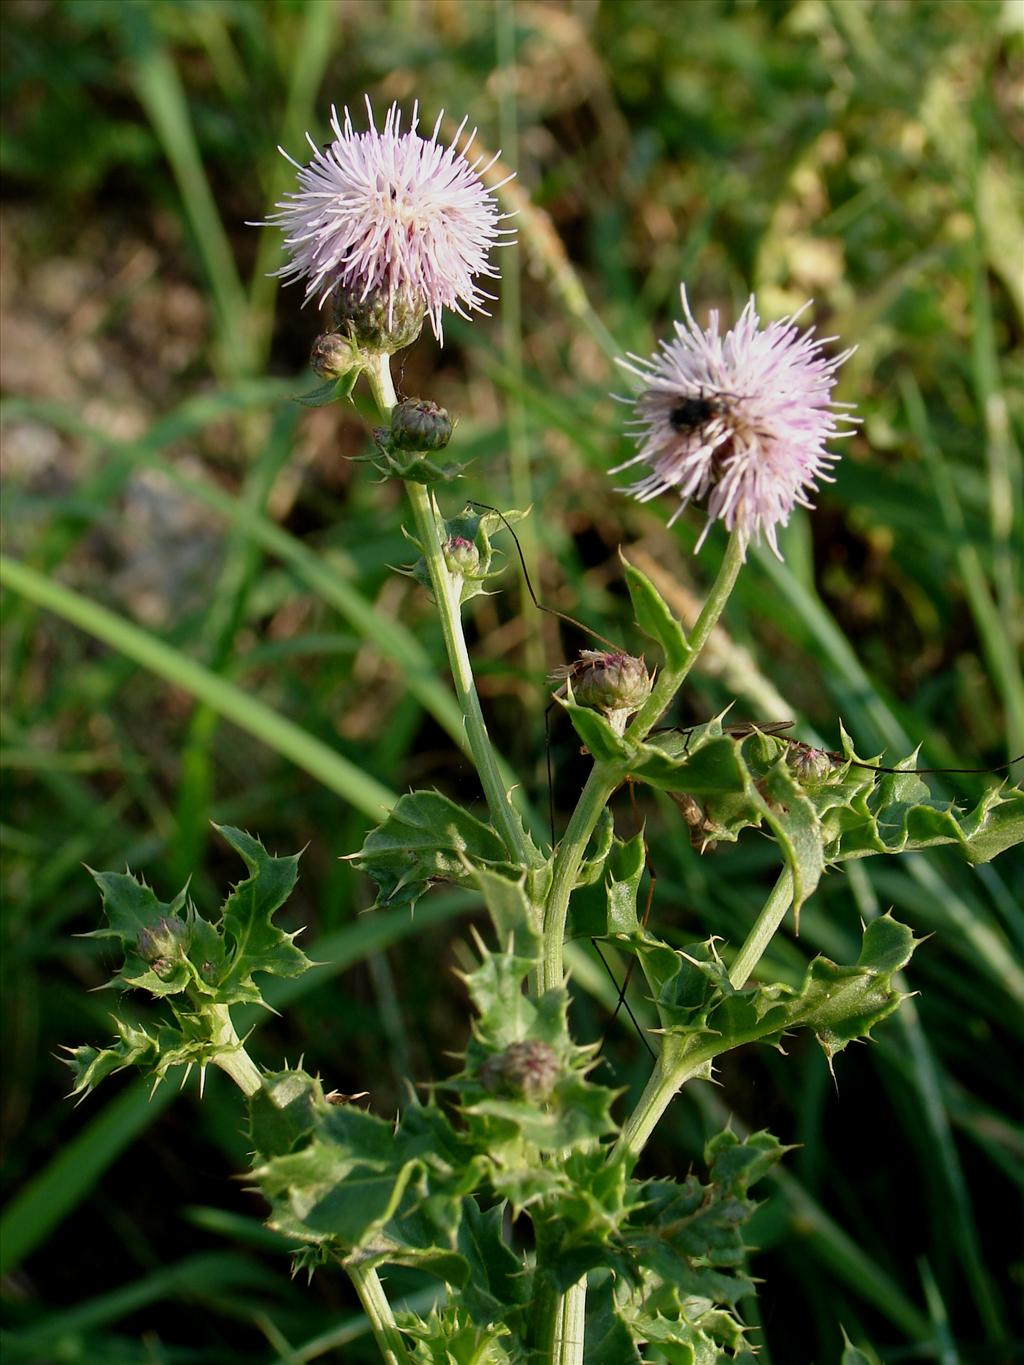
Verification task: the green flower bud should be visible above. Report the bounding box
[137,916,189,965]
[309,331,359,380]
[496,1037,562,1102]
[330,285,425,354]
[443,535,481,577]
[571,651,652,715]
[390,398,453,452]
[786,742,835,786]
[480,1040,560,1101]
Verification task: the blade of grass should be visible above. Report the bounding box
[0,1077,176,1277]
[0,555,395,819]
[495,1,545,703]
[900,370,1024,764]
[0,398,472,764]
[170,404,301,882]
[116,6,252,375]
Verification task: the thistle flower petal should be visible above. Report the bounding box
[614,288,857,558]
[262,98,514,344]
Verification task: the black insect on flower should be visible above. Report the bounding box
[667,392,732,434]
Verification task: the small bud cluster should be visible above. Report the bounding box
[405,503,526,605]
[309,331,360,382]
[479,1040,561,1102]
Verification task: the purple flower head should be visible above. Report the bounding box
[264,98,513,343]
[613,288,857,558]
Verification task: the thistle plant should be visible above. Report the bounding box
[66,100,1024,1365]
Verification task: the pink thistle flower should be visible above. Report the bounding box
[263,98,513,344]
[613,288,857,558]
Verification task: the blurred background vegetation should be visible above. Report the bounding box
[1,0,1022,1361]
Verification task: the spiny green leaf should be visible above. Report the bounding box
[747,759,824,923]
[248,1068,324,1159]
[462,945,540,1041]
[210,824,310,1003]
[585,1278,644,1365]
[468,864,542,960]
[352,790,511,913]
[465,1072,616,1153]
[63,1010,220,1099]
[657,914,920,1064]
[576,806,616,887]
[400,1303,515,1364]
[625,729,750,795]
[252,1083,490,1277]
[65,828,308,1097]
[558,695,632,763]
[456,1201,530,1325]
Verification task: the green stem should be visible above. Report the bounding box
[728,868,793,988]
[629,530,746,742]
[541,763,619,991]
[615,1044,706,1159]
[531,1267,585,1362]
[208,1006,263,1096]
[346,1260,412,1365]
[363,354,535,870]
[560,1277,587,1364]
[541,532,747,991]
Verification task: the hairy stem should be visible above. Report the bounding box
[346,1260,412,1365]
[364,354,535,869]
[531,1266,586,1363]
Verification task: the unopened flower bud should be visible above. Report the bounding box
[310,331,358,379]
[443,535,480,577]
[137,916,188,964]
[330,284,425,354]
[480,1040,560,1102]
[786,742,835,786]
[571,651,652,715]
[390,399,453,452]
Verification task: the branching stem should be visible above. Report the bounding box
[541,532,746,991]
[208,1005,262,1096]
[616,868,794,1159]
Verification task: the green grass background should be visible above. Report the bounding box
[1,0,1022,1361]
